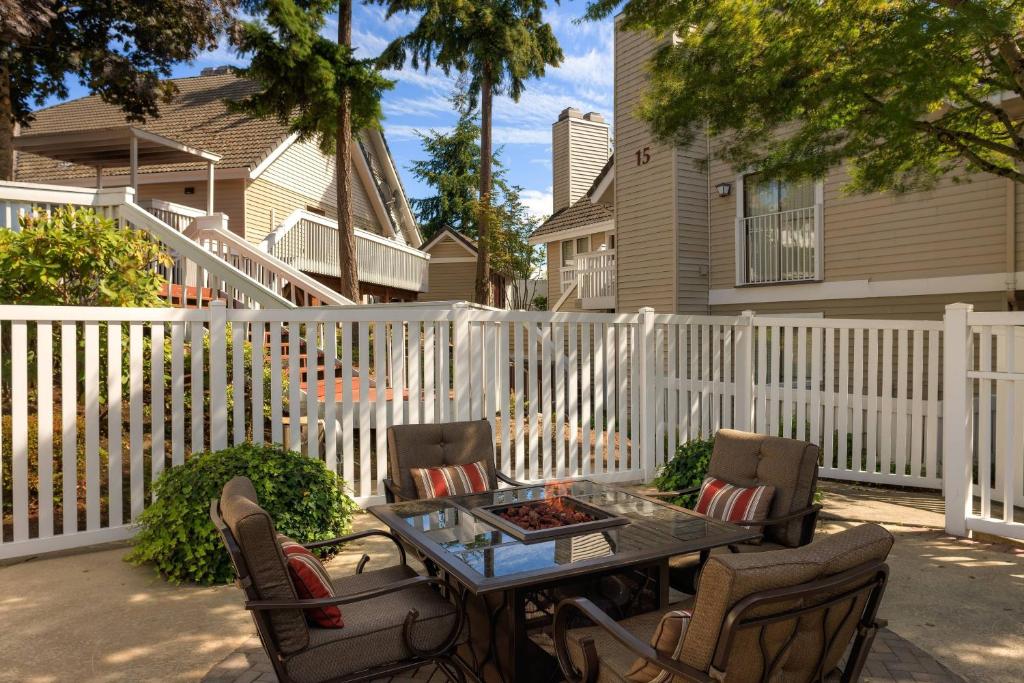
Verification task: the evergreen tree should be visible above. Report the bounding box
[586,0,1024,192]
[0,0,235,180]
[375,0,562,304]
[408,102,509,241]
[233,0,393,300]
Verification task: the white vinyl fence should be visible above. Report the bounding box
[1,303,1020,559]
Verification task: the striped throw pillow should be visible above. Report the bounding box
[279,535,344,628]
[410,460,491,499]
[694,477,775,527]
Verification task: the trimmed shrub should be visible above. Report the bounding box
[127,443,357,585]
[653,437,715,508]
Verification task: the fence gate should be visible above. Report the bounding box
[944,305,1024,541]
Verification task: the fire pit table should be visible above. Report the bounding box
[368,480,759,683]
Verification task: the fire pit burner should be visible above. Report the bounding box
[471,495,629,543]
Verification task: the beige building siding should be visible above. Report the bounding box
[710,153,1013,289]
[136,179,246,235]
[254,137,382,237]
[422,262,476,301]
[428,235,475,260]
[614,24,677,313]
[710,291,1006,320]
[552,125,571,213]
[676,139,710,313]
[244,177,334,244]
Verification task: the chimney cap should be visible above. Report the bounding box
[201,65,234,76]
[559,107,583,121]
[583,112,605,123]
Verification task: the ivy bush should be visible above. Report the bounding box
[127,443,357,585]
[653,437,715,508]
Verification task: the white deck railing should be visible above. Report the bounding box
[264,209,430,293]
[576,249,616,307]
[137,198,207,233]
[739,205,821,284]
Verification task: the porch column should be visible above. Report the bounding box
[129,132,138,193]
[95,166,103,189]
[206,161,215,215]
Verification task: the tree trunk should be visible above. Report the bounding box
[0,56,15,181]
[475,67,493,305]
[335,0,360,302]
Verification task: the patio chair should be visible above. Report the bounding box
[383,420,524,503]
[550,523,893,683]
[659,429,823,592]
[210,476,466,683]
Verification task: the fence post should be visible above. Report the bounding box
[734,310,756,432]
[453,302,471,421]
[637,307,656,481]
[209,299,228,452]
[942,303,973,537]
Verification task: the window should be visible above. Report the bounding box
[740,173,819,285]
[306,205,327,216]
[608,234,616,249]
[561,239,575,267]
[576,236,591,255]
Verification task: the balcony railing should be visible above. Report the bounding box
[264,210,430,293]
[739,205,821,285]
[560,249,616,309]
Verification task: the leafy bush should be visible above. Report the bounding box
[653,437,715,508]
[0,206,171,306]
[127,443,357,585]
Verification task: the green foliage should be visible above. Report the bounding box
[375,0,563,105]
[409,102,510,241]
[586,0,1024,192]
[1,0,234,177]
[231,0,394,156]
[653,437,715,508]
[127,443,357,585]
[531,294,548,311]
[0,207,172,306]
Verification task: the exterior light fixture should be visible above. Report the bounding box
[716,182,732,197]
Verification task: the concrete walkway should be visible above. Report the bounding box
[1,483,1021,682]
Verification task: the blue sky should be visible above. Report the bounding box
[44,1,614,221]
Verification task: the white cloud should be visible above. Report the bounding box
[550,47,614,88]
[520,187,554,219]
[352,28,389,57]
[530,157,551,166]
[385,123,550,146]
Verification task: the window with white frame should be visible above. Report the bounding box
[738,173,821,285]
[560,239,575,267]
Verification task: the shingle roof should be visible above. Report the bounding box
[530,156,614,242]
[531,195,613,241]
[15,74,291,180]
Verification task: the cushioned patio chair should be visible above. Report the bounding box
[551,523,893,683]
[211,476,465,683]
[659,429,823,592]
[383,420,524,503]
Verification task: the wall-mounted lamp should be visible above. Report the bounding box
[715,182,732,198]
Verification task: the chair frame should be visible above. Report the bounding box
[552,560,890,683]
[210,499,468,683]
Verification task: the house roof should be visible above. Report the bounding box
[15,74,289,180]
[530,156,615,243]
[421,227,479,254]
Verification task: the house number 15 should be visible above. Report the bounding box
[635,146,651,166]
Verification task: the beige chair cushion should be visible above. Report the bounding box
[387,421,497,501]
[709,429,819,546]
[220,476,308,655]
[563,607,690,683]
[283,576,460,683]
[679,524,894,677]
[626,609,692,682]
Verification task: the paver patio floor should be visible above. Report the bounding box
[1,482,1021,682]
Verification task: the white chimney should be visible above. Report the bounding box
[552,107,611,212]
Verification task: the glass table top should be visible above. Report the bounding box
[369,480,758,592]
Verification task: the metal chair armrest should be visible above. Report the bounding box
[496,471,526,487]
[552,597,712,683]
[383,478,401,503]
[733,503,822,529]
[301,529,407,567]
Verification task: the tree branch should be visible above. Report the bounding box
[922,124,1024,182]
[912,118,1024,161]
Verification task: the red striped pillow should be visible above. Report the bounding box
[279,535,343,628]
[694,477,775,529]
[410,460,491,499]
